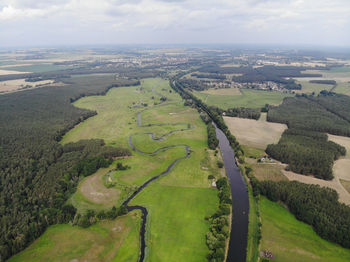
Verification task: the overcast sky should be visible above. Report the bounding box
[0,0,349,47]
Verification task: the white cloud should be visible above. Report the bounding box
[0,0,349,46]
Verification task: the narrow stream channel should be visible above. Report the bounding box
[123,107,192,262]
[214,123,249,262]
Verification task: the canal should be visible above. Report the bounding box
[214,123,249,262]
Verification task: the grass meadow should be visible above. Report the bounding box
[9,211,141,262]
[15,77,221,261]
[260,197,350,262]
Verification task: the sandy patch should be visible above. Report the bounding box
[327,134,350,183]
[0,63,32,68]
[0,69,31,75]
[0,79,55,93]
[79,167,120,207]
[224,115,287,149]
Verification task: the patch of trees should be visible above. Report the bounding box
[116,162,131,170]
[191,73,226,80]
[0,75,133,260]
[266,128,345,180]
[75,205,128,228]
[258,180,350,249]
[267,96,350,136]
[177,78,208,91]
[206,177,231,262]
[225,107,261,120]
[309,80,336,85]
[311,92,350,123]
[207,123,219,149]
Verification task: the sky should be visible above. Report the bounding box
[0,0,350,47]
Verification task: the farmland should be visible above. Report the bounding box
[224,113,287,149]
[192,88,292,109]
[294,80,334,94]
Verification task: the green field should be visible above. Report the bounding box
[295,80,334,94]
[131,183,217,262]
[9,211,141,262]
[260,197,350,262]
[193,88,293,109]
[15,77,221,261]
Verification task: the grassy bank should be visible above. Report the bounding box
[260,197,350,262]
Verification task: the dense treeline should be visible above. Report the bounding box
[177,78,209,91]
[311,91,350,123]
[225,107,261,120]
[267,96,350,136]
[191,73,226,80]
[309,80,337,85]
[0,74,134,260]
[266,128,345,180]
[207,123,219,149]
[206,177,231,262]
[257,180,350,249]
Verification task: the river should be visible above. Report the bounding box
[214,123,249,262]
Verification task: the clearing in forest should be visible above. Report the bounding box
[193,88,292,109]
[223,113,287,149]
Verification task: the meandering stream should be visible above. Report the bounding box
[123,102,249,262]
[123,106,193,262]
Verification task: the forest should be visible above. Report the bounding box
[266,128,345,180]
[225,107,261,120]
[0,75,136,260]
[309,80,337,85]
[191,73,227,80]
[266,93,350,179]
[267,96,350,136]
[257,180,350,249]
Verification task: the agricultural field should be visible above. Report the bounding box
[223,113,287,149]
[298,68,350,82]
[334,82,350,95]
[294,80,334,94]
[9,211,141,262]
[201,87,241,96]
[193,88,292,109]
[259,197,350,262]
[18,77,220,261]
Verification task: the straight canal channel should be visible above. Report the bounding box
[214,123,249,262]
